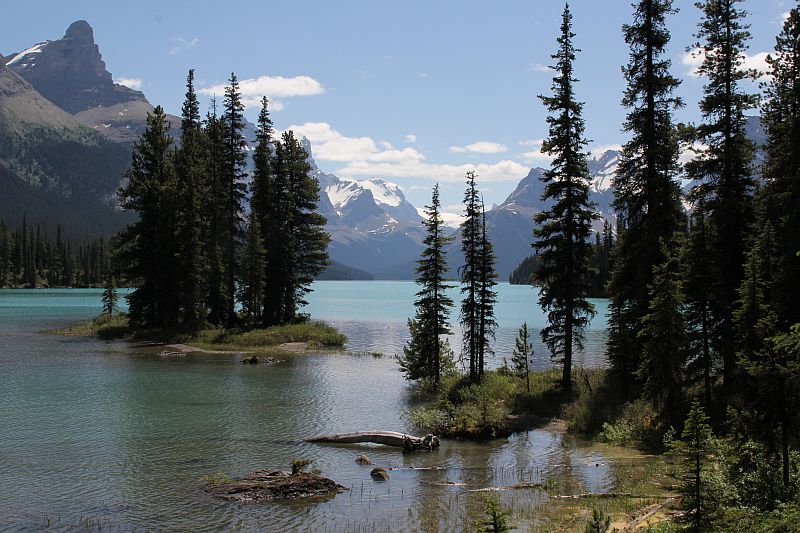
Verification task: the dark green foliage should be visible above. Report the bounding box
[670,400,716,531]
[478,497,510,533]
[101,274,118,315]
[239,214,266,323]
[399,184,454,385]
[584,509,611,533]
[637,240,687,425]
[116,106,178,327]
[0,218,111,288]
[685,0,758,401]
[512,322,533,394]
[608,0,685,394]
[477,202,498,382]
[507,254,541,285]
[460,171,481,382]
[203,100,228,326]
[533,3,597,395]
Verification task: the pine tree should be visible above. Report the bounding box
[584,509,611,533]
[460,170,481,382]
[533,3,597,396]
[760,7,800,330]
[279,131,329,323]
[221,73,248,324]
[637,239,687,423]
[512,322,534,394]
[670,400,716,531]
[399,184,454,385]
[117,106,176,327]
[683,202,716,408]
[608,0,685,393]
[175,69,207,330]
[239,214,266,323]
[476,201,498,381]
[203,100,228,326]
[685,0,758,403]
[101,274,119,315]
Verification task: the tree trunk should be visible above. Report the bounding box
[308,431,440,452]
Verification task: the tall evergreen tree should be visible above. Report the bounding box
[221,73,248,324]
[638,240,687,424]
[204,99,228,326]
[102,274,119,315]
[399,184,454,385]
[512,322,534,394]
[476,201,498,381]
[608,0,685,392]
[760,7,800,330]
[460,171,481,382]
[117,107,176,327]
[685,0,758,402]
[239,214,266,323]
[533,2,597,395]
[175,69,207,330]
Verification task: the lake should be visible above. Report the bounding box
[0,282,618,531]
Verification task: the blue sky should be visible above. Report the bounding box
[3,0,792,219]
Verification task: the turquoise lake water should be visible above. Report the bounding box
[0,282,614,531]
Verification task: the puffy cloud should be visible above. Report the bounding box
[199,75,325,110]
[169,37,199,55]
[682,47,770,78]
[517,139,552,166]
[286,122,425,164]
[449,141,508,154]
[116,77,143,90]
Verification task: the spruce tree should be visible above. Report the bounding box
[683,202,716,408]
[685,0,758,402]
[101,274,118,315]
[221,73,248,324]
[204,100,228,326]
[239,214,266,323]
[117,107,176,327]
[512,322,534,394]
[460,170,481,382]
[638,240,687,424]
[175,69,207,330]
[670,400,716,532]
[476,201,498,381]
[533,2,597,395]
[608,0,685,393]
[760,7,800,330]
[399,184,454,385]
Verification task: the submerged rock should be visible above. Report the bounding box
[240,355,277,365]
[205,469,348,502]
[355,454,374,465]
[370,468,390,481]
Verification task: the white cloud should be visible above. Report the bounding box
[781,11,791,23]
[440,211,465,227]
[116,77,143,90]
[517,139,552,166]
[339,159,529,183]
[590,144,623,158]
[449,141,508,154]
[169,37,199,55]
[404,134,417,143]
[682,47,770,79]
[199,75,325,111]
[527,63,550,73]
[417,72,428,78]
[286,122,424,164]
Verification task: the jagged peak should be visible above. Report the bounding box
[64,20,94,43]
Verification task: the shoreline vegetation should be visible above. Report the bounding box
[51,313,347,354]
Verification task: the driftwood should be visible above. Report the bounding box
[621,498,678,532]
[469,482,544,492]
[307,431,440,452]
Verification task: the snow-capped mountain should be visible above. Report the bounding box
[5,20,179,142]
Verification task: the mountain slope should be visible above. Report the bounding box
[6,20,180,142]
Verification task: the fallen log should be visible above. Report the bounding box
[469,482,544,492]
[621,497,678,532]
[204,469,348,502]
[307,431,440,452]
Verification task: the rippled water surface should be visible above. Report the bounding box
[0,283,617,531]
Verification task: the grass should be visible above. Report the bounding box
[51,313,346,353]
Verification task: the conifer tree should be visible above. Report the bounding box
[760,7,800,330]
[608,0,685,392]
[638,240,687,423]
[460,170,481,382]
[670,400,716,532]
[279,131,329,323]
[175,69,206,330]
[476,201,498,380]
[399,184,454,385]
[101,274,118,315]
[533,2,597,395]
[239,214,266,323]
[204,100,228,326]
[221,73,248,324]
[683,202,716,408]
[685,0,758,402]
[117,106,176,327]
[512,322,534,394]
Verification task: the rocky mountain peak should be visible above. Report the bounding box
[64,20,94,43]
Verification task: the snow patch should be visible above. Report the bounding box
[7,42,50,65]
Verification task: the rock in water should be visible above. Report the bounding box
[355,454,374,465]
[205,469,348,502]
[370,468,390,481]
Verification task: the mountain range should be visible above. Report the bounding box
[2,20,766,279]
